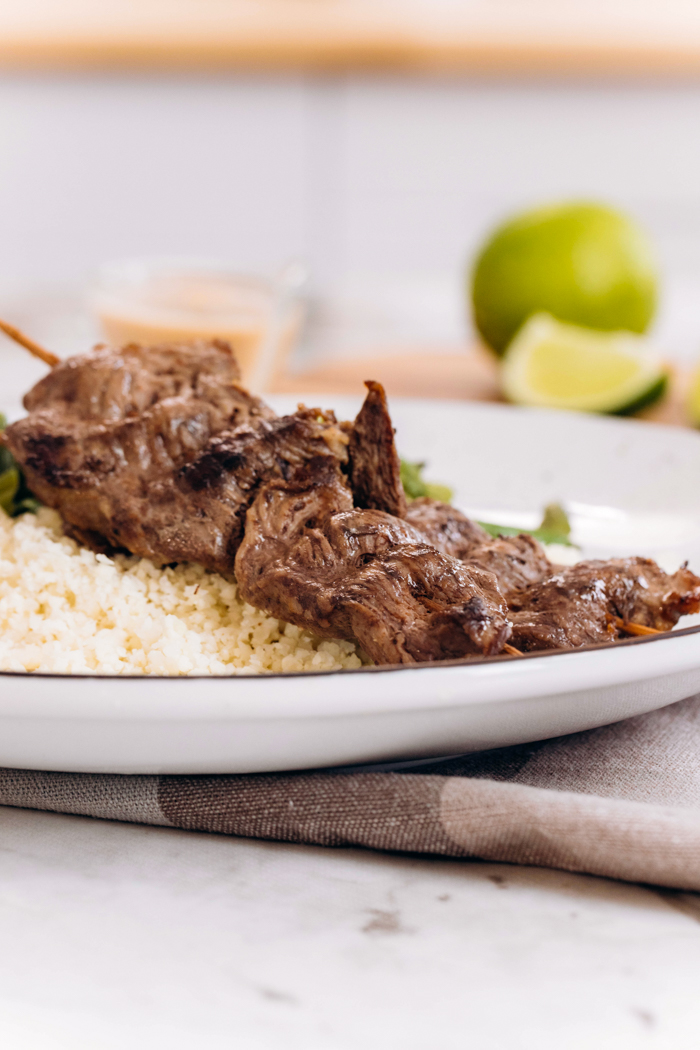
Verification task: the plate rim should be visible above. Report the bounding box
[1,625,700,729]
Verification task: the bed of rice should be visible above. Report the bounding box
[0,508,366,675]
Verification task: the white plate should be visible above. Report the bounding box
[2,395,700,774]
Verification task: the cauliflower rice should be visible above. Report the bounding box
[0,508,365,675]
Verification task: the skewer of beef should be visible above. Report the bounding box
[0,330,512,663]
[401,495,700,648]
[343,383,700,647]
[3,323,699,662]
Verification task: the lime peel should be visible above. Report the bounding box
[502,313,668,415]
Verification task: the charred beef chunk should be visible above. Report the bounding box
[4,341,274,556]
[235,459,512,665]
[465,534,553,601]
[21,339,261,424]
[348,380,407,517]
[404,497,552,600]
[5,342,355,570]
[509,557,700,651]
[406,500,700,649]
[175,407,349,570]
[404,497,490,557]
[5,346,396,573]
[13,402,349,574]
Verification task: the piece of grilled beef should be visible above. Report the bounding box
[348,380,407,518]
[407,499,700,648]
[509,558,700,651]
[466,534,554,602]
[5,343,407,571]
[404,497,490,558]
[175,407,350,570]
[4,340,271,552]
[4,341,352,569]
[405,497,552,600]
[235,458,512,665]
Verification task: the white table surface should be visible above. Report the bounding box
[1,805,699,1049]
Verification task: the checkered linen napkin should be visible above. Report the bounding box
[2,695,700,890]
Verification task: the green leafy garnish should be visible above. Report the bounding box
[478,502,573,547]
[0,413,41,517]
[401,453,571,546]
[0,466,18,514]
[0,414,11,476]
[400,459,454,504]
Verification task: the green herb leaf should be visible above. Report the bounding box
[0,414,12,475]
[478,502,573,547]
[0,415,42,517]
[400,459,454,504]
[424,481,454,503]
[0,467,19,515]
[12,496,41,516]
[477,520,522,539]
[400,459,426,499]
[535,503,572,545]
[0,445,12,475]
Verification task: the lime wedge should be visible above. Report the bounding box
[501,314,668,414]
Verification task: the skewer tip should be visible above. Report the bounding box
[611,615,663,637]
[0,319,60,368]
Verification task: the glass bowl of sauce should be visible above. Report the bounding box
[92,257,305,390]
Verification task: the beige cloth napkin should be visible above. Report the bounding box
[1,695,700,890]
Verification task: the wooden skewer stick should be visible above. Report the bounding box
[0,319,59,367]
[611,615,663,637]
[503,643,524,657]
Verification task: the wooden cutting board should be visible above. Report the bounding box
[271,345,693,428]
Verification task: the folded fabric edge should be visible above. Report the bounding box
[0,767,699,891]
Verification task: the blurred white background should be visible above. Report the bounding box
[2,73,700,396]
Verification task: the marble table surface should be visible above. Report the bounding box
[1,805,699,1050]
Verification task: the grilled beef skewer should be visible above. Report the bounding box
[3,339,408,565]
[402,497,700,648]
[404,497,552,599]
[4,342,404,567]
[235,458,511,664]
[6,336,700,663]
[4,340,276,564]
[508,558,700,651]
[7,340,512,664]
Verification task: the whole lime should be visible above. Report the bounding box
[470,202,658,355]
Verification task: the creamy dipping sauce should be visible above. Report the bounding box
[93,261,300,387]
